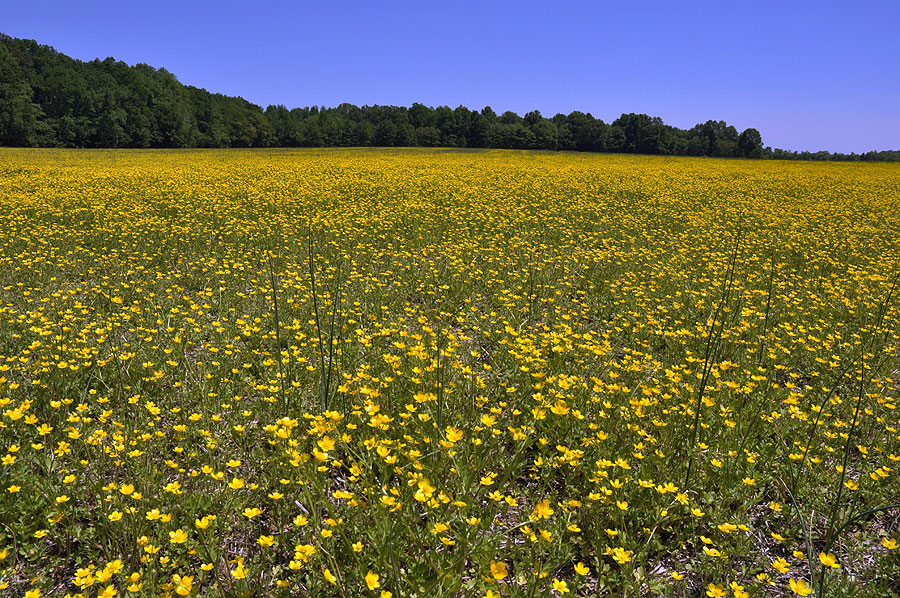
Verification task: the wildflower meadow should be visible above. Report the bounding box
[0,148,898,597]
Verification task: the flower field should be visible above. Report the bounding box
[1,148,899,597]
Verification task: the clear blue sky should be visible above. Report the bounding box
[5,0,899,152]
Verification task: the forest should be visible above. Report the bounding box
[2,34,897,161]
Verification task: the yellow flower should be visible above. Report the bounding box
[788,578,813,596]
[611,547,632,564]
[101,559,123,578]
[552,578,570,593]
[242,507,263,519]
[882,537,899,550]
[257,535,276,548]
[169,528,188,544]
[771,558,790,573]
[365,571,381,590]
[323,567,337,585]
[716,523,737,534]
[232,559,248,580]
[573,562,589,575]
[195,515,215,530]
[730,582,749,598]
[173,574,193,596]
[445,426,463,443]
[489,560,508,580]
[532,499,554,520]
[818,552,839,568]
[706,583,726,598]
[108,511,123,521]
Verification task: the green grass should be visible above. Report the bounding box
[0,148,899,597]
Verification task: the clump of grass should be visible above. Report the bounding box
[308,226,343,412]
[683,222,742,488]
[783,268,900,596]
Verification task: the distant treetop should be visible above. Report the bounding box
[0,34,896,161]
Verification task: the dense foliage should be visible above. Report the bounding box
[1,148,899,597]
[6,33,876,160]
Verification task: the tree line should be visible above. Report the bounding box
[1,34,896,161]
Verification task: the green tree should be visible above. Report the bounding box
[532,119,559,150]
[566,111,606,152]
[737,128,763,158]
[691,120,738,157]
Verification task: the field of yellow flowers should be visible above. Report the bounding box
[0,148,899,597]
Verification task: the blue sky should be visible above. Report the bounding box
[5,0,899,152]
